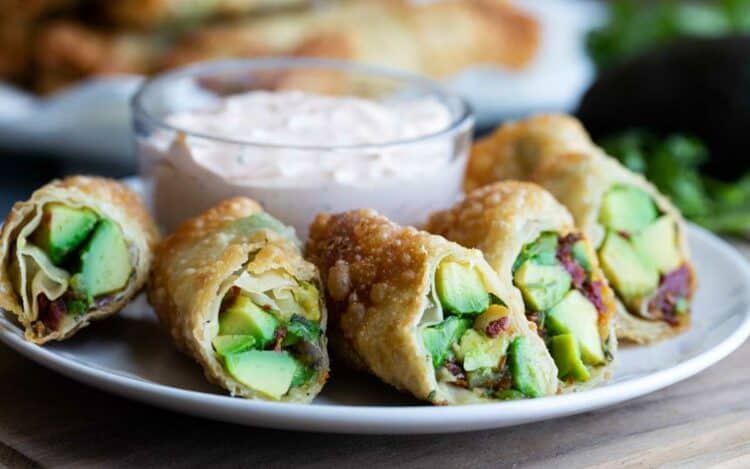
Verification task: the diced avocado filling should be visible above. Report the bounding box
[514,262,571,311]
[547,291,605,366]
[599,232,659,307]
[508,336,548,398]
[214,276,324,399]
[423,316,472,368]
[29,204,133,331]
[31,204,98,265]
[511,232,608,383]
[631,216,682,274]
[597,185,689,323]
[550,334,590,382]
[224,350,297,400]
[599,185,658,233]
[73,219,132,298]
[435,261,489,315]
[422,260,547,399]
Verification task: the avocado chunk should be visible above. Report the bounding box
[571,240,594,274]
[457,329,508,371]
[512,232,558,273]
[547,290,605,365]
[435,261,489,315]
[513,261,571,312]
[632,216,682,274]
[508,336,547,398]
[422,316,472,368]
[224,350,296,399]
[599,231,659,307]
[550,334,590,382]
[75,219,132,298]
[599,185,658,233]
[219,295,279,348]
[31,204,98,265]
[212,335,257,358]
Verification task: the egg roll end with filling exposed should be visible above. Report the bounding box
[149,197,328,402]
[427,181,618,391]
[307,209,558,404]
[0,176,158,343]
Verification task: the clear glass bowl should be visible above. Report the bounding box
[132,58,474,237]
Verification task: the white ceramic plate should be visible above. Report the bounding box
[1,225,749,434]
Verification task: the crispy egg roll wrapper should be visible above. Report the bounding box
[0,176,158,343]
[307,209,557,404]
[426,181,618,391]
[465,114,594,192]
[465,115,696,344]
[148,197,329,402]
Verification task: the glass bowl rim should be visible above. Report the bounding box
[131,57,474,151]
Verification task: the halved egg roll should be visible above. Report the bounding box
[426,181,617,391]
[306,209,558,405]
[148,197,328,402]
[0,176,158,343]
[465,115,696,344]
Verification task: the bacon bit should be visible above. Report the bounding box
[272,326,287,351]
[219,286,240,314]
[583,281,607,315]
[445,360,468,388]
[557,233,586,289]
[485,317,509,338]
[617,230,631,240]
[557,233,583,256]
[560,254,587,289]
[37,294,65,331]
[649,265,691,326]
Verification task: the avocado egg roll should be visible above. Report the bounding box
[465,115,696,344]
[426,181,617,390]
[306,209,558,405]
[0,176,158,343]
[148,197,328,402]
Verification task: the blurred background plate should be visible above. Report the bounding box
[0,0,604,167]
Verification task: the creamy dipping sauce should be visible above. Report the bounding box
[140,90,471,237]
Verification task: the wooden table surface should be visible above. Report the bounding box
[1,243,749,468]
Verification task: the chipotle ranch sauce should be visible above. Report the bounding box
[141,90,468,237]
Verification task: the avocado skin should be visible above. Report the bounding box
[577,36,750,180]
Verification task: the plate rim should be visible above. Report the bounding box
[1,224,749,434]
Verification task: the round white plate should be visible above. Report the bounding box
[1,225,749,434]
